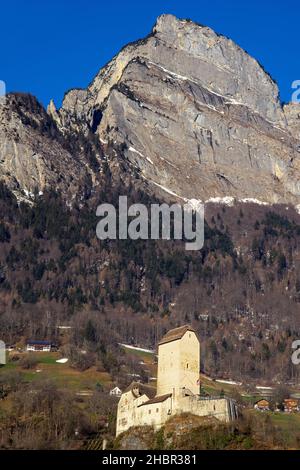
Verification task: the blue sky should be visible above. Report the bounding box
[1,0,298,107]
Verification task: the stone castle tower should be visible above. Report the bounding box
[157,325,200,398]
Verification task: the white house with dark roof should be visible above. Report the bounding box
[109,386,122,397]
[26,340,52,352]
[116,325,238,436]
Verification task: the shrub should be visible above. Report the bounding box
[19,354,39,370]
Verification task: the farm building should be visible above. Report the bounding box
[26,340,52,352]
[254,399,270,411]
[284,399,299,413]
[110,387,122,397]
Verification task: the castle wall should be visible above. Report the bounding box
[116,391,149,436]
[157,340,180,396]
[135,397,173,430]
[178,331,200,396]
[117,393,233,436]
[175,395,232,422]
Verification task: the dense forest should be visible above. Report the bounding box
[1,168,300,383]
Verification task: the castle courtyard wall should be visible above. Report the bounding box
[135,397,173,430]
[175,395,231,422]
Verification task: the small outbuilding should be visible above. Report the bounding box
[254,399,270,411]
[26,340,52,352]
[284,398,299,413]
[109,386,122,397]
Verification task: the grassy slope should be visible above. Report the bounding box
[0,352,112,391]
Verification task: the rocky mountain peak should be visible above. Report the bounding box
[56,14,300,206]
[2,14,300,206]
[152,14,283,122]
[60,13,284,124]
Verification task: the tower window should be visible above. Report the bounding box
[186,363,189,369]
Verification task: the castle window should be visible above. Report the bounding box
[148,409,151,414]
[156,408,159,413]
[186,363,189,369]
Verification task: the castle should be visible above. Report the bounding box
[116,325,238,436]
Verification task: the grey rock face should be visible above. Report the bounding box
[283,102,300,140]
[1,14,300,205]
[58,89,90,133]
[57,14,300,205]
[97,58,299,203]
[0,94,91,202]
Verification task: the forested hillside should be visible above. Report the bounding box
[1,176,300,383]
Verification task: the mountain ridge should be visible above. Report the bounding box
[1,14,300,207]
